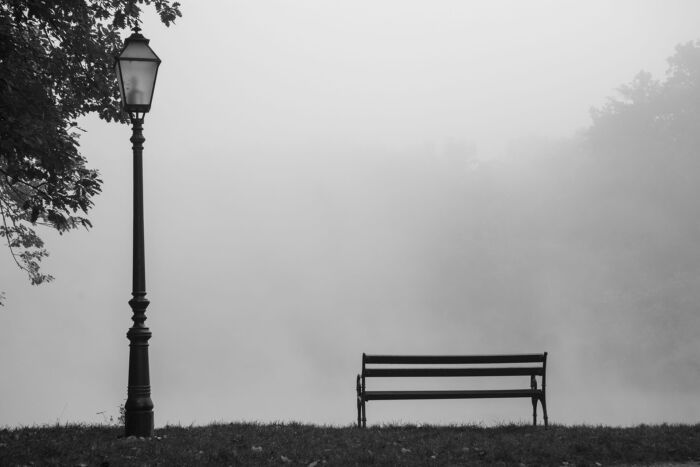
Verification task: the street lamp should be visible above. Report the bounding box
[114,25,161,438]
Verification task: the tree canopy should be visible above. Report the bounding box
[585,40,700,218]
[588,40,700,160]
[0,0,181,303]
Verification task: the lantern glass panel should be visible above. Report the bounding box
[115,61,124,99]
[117,59,159,107]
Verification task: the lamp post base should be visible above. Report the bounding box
[125,410,154,437]
[124,307,153,437]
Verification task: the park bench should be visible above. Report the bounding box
[356,352,548,428]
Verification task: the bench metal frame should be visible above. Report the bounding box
[356,353,548,428]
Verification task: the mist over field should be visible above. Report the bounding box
[1,0,699,428]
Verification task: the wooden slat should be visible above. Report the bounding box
[363,367,543,377]
[363,389,541,401]
[364,354,545,364]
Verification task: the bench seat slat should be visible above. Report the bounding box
[364,354,545,364]
[364,389,541,401]
[364,367,543,377]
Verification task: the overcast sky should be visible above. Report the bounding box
[2,0,700,428]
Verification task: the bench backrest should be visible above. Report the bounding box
[362,353,547,379]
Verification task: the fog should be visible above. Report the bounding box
[2,0,700,427]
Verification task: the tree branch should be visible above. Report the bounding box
[0,199,32,275]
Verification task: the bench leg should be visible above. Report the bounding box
[361,400,366,428]
[530,375,538,426]
[541,396,548,428]
[356,375,362,428]
[356,374,367,428]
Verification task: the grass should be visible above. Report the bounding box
[1,422,699,466]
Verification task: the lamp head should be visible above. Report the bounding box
[115,27,161,119]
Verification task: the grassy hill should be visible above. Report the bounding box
[1,422,699,465]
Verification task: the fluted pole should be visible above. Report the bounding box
[125,116,154,437]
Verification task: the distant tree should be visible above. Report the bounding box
[588,40,700,160]
[580,39,700,284]
[584,39,700,223]
[0,0,181,304]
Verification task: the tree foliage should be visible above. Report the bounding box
[584,40,700,227]
[0,0,181,303]
[588,40,700,159]
[580,40,700,289]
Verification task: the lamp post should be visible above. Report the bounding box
[114,25,161,438]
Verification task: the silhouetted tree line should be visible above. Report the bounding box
[587,40,700,202]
